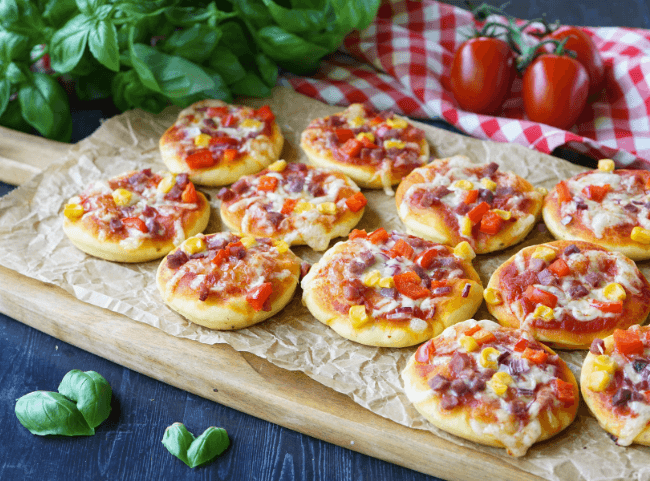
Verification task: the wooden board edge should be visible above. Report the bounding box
[0,265,541,481]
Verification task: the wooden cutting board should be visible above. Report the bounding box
[0,125,540,481]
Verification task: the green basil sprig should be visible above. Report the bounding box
[162,422,230,468]
[15,369,112,436]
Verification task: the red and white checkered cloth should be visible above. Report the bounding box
[279,0,650,169]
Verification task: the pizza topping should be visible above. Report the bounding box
[413,320,573,456]
[246,282,273,311]
[304,104,428,194]
[221,163,363,251]
[401,156,541,247]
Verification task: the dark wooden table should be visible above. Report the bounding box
[1,2,648,479]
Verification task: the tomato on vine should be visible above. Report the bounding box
[450,35,516,115]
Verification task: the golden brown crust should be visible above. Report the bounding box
[160,99,284,187]
[543,169,650,261]
[402,319,579,457]
[581,327,650,446]
[299,103,429,191]
[62,170,210,263]
[301,232,483,347]
[156,233,301,330]
[219,163,365,251]
[485,240,650,349]
[395,156,544,254]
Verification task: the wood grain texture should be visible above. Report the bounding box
[0,264,541,481]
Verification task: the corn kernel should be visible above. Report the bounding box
[454,241,476,260]
[598,159,615,172]
[488,372,513,396]
[317,202,337,215]
[349,116,364,128]
[267,160,287,172]
[532,246,556,262]
[294,201,314,213]
[603,282,626,302]
[631,226,650,244]
[157,173,176,193]
[533,305,555,321]
[459,335,479,352]
[194,133,211,147]
[240,119,262,129]
[240,236,257,248]
[63,203,84,220]
[349,305,369,327]
[182,236,206,254]
[536,186,548,195]
[587,371,612,392]
[453,179,474,190]
[479,347,500,369]
[378,276,395,288]
[112,188,133,206]
[480,178,497,191]
[493,209,512,220]
[383,139,405,150]
[484,288,502,305]
[460,216,473,236]
[386,117,408,129]
[593,354,617,374]
[273,240,289,254]
[356,132,375,143]
[363,270,381,287]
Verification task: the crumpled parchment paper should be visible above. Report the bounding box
[1,87,648,481]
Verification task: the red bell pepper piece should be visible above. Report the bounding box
[222,149,238,163]
[340,138,363,158]
[463,189,478,205]
[552,379,576,406]
[479,211,503,235]
[281,198,299,215]
[613,328,644,356]
[247,282,273,311]
[582,184,610,202]
[222,114,238,127]
[522,347,548,364]
[212,249,228,266]
[523,286,558,308]
[335,128,355,143]
[254,105,275,122]
[548,258,570,277]
[389,239,415,260]
[513,338,529,352]
[368,228,389,244]
[122,217,148,233]
[257,176,278,192]
[467,201,490,224]
[209,136,239,146]
[415,340,435,363]
[207,106,229,117]
[393,271,429,299]
[590,299,623,313]
[556,181,572,204]
[185,150,215,169]
[348,229,368,240]
[345,192,367,213]
[416,248,440,269]
[181,182,198,203]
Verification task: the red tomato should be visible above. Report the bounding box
[450,37,515,115]
[545,26,605,97]
[522,54,589,130]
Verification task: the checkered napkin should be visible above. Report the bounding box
[279,0,650,169]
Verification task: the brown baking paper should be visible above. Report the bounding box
[0,87,648,480]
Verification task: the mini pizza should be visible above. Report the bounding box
[159,100,284,186]
[582,326,650,446]
[485,240,650,349]
[543,159,650,261]
[299,103,429,193]
[301,229,483,347]
[395,155,545,254]
[62,169,210,263]
[218,161,366,251]
[156,232,301,330]
[402,319,579,457]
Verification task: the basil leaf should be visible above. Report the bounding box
[208,46,246,85]
[330,0,381,31]
[161,24,221,64]
[0,31,29,62]
[43,0,80,28]
[50,14,92,73]
[232,0,272,30]
[219,22,253,58]
[230,72,271,97]
[173,68,232,107]
[75,68,114,100]
[130,43,215,98]
[261,0,330,34]
[186,427,230,468]
[162,423,229,468]
[0,98,32,133]
[162,423,194,467]
[88,19,119,71]
[0,77,11,117]
[18,73,72,142]
[112,69,168,113]
[257,26,328,74]
[58,370,112,429]
[76,0,106,17]
[255,53,277,88]
[15,391,94,436]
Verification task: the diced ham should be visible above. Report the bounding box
[440,393,459,410]
[231,178,249,194]
[450,379,468,396]
[379,287,397,298]
[428,375,450,391]
[563,244,581,256]
[567,284,589,299]
[612,388,631,407]
[167,250,189,269]
[495,186,514,197]
[217,188,235,202]
[537,269,556,286]
[529,258,546,272]
[449,352,472,374]
[624,203,639,213]
[478,188,494,204]
[455,203,471,215]
[585,272,603,287]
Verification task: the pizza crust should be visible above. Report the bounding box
[543,169,650,261]
[402,319,579,457]
[301,235,484,347]
[156,234,301,330]
[486,240,650,349]
[160,99,284,187]
[581,329,650,446]
[395,156,543,254]
[299,104,429,191]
